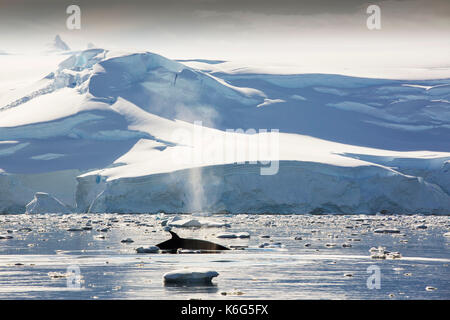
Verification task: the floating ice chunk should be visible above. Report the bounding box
[163,269,219,284]
[342,243,352,248]
[229,245,247,250]
[217,232,237,239]
[25,192,72,214]
[168,218,202,228]
[121,238,134,243]
[48,271,70,279]
[236,232,250,238]
[370,252,386,259]
[217,232,250,239]
[258,242,284,248]
[374,228,400,234]
[136,246,159,253]
[168,218,229,228]
[370,246,389,259]
[344,273,353,277]
[220,290,244,296]
[386,252,402,259]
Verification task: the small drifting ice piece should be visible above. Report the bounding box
[216,232,250,239]
[121,238,134,243]
[386,252,402,259]
[370,246,387,253]
[163,269,219,284]
[370,252,386,259]
[48,271,70,279]
[344,273,353,277]
[370,246,388,259]
[369,246,401,259]
[258,242,284,248]
[374,228,400,234]
[136,246,159,253]
[220,290,244,296]
[167,217,229,228]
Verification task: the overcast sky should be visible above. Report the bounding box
[0,0,449,68]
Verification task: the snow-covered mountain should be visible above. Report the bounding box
[0,48,449,214]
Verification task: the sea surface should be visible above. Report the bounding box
[0,213,449,300]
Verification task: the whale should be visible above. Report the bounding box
[156,231,230,253]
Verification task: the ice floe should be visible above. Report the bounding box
[163,269,219,284]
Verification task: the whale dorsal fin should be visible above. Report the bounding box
[169,231,180,239]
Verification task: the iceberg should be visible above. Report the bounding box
[46,35,71,52]
[25,192,72,214]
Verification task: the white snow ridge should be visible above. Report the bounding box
[0,47,449,214]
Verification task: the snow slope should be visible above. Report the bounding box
[0,48,449,214]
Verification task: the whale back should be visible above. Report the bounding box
[155,231,229,251]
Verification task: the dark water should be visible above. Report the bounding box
[0,213,449,299]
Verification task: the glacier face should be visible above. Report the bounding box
[0,49,449,214]
[78,161,450,214]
